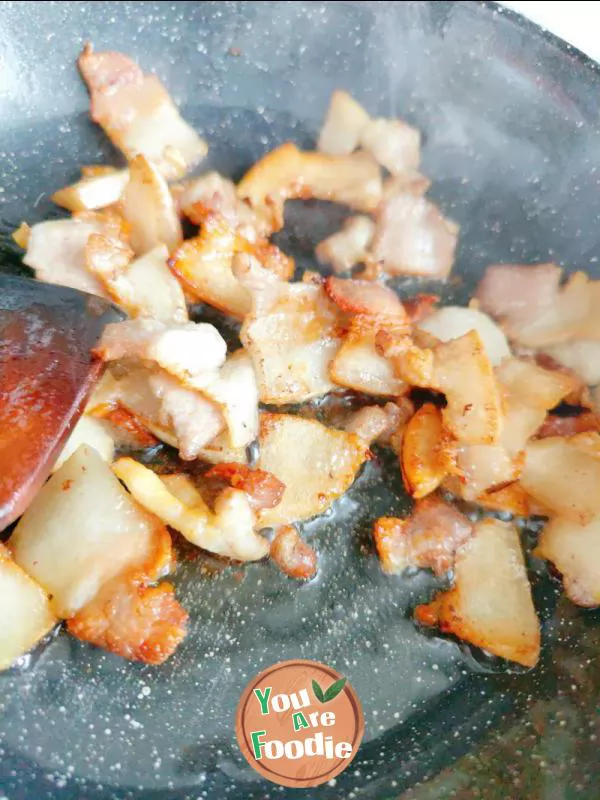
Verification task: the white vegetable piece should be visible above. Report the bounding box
[418,306,511,367]
[542,340,600,385]
[24,217,112,297]
[417,519,540,667]
[11,445,165,618]
[122,155,183,255]
[194,431,247,465]
[0,545,57,670]
[431,330,504,445]
[198,351,260,448]
[318,90,421,176]
[88,242,188,323]
[96,318,227,383]
[521,437,600,524]
[52,169,130,212]
[537,515,600,607]
[454,356,580,499]
[257,413,368,526]
[318,90,370,155]
[52,417,114,473]
[113,459,269,561]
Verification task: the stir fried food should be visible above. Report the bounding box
[4,46,598,670]
[415,519,540,668]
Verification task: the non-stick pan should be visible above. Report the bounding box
[1,2,599,798]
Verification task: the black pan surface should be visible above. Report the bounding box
[1,2,599,798]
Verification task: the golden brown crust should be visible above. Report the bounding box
[415,519,540,667]
[323,276,407,319]
[401,403,453,499]
[270,525,317,580]
[373,496,472,577]
[203,462,285,511]
[67,580,187,665]
[536,411,600,439]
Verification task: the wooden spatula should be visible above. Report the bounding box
[0,275,124,531]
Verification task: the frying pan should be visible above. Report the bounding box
[1,1,599,798]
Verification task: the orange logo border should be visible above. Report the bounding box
[235,659,365,788]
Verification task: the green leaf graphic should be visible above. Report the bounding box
[323,677,347,702]
[313,676,347,703]
[312,679,325,703]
